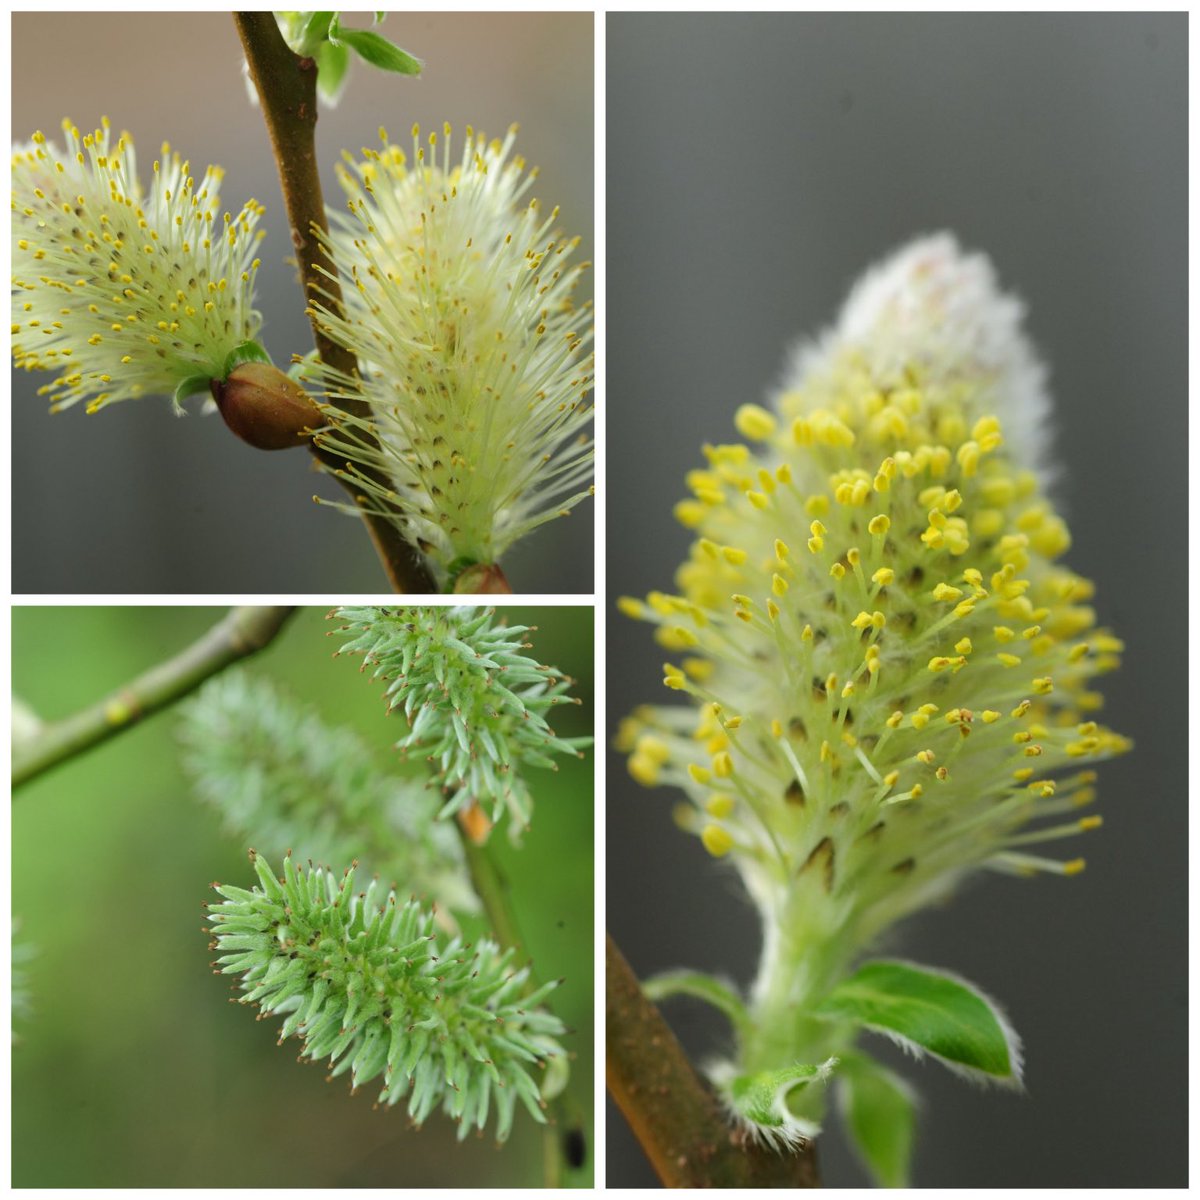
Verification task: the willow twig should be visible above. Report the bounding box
[606,933,820,1188]
[233,12,435,593]
[13,606,296,789]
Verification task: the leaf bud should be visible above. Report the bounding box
[210,362,323,450]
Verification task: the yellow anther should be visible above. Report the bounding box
[955,637,973,655]
[851,611,874,630]
[1013,730,1033,744]
[1032,677,1054,695]
[701,824,734,858]
[1062,858,1086,876]
[663,663,687,689]
[1011,699,1032,718]
[766,599,780,622]
[809,535,825,553]
[952,600,976,620]
[868,514,890,536]
[1068,643,1090,663]
[801,624,814,642]
[883,770,900,788]
[994,626,1015,643]
[997,653,1021,667]
[916,749,936,765]
[1024,744,1044,757]
[928,507,947,530]
[820,740,833,763]
[810,520,827,538]
[942,489,963,513]
[886,711,904,729]
[774,539,790,560]
[706,795,735,818]
[841,681,855,698]
[824,673,838,694]
[872,567,895,586]
[829,564,845,583]
[932,583,962,602]
[712,752,734,778]
[772,573,789,597]
[846,548,861,566]
[771,718,783,738]
[722,546,747,565]
[957,440,981,476]
[928,656,953,673]
[747,491,769,510]
[734,403,777,441]
[981,710,1001,724]
[935,766,949,781]
[688,763,712,784]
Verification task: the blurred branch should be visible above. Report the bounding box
[606,933,820,1188]
[455,805,587,1186]
[12,606,296,790]
[233,12,435,594]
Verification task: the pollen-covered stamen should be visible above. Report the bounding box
[12,119,265,412]
[303,124,593,579]
[623,234,1129,979]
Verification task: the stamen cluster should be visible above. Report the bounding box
[308,124,594,579]
[12,118,264,411]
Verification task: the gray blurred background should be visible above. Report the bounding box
[607,12,1185,1188]
[12,12,593,594]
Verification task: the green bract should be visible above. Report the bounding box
[332,607,590,835]
[179,671,477,915]
[207,852,566,1141]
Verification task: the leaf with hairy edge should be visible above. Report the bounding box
[815,960,1023,1085]
[207,852,566,1141]
[837,1052,918,1187]
[641,969,748,1034]
[328,14,422,75]
[713,1058,838,1150]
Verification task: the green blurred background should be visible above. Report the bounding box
[12,605,594,1188]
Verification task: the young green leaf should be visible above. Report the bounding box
[328,15,422,75]
[713,1058,838,1149]
[173,374,213,410]
[837,1053,918,1188]
[313,39,351,103]
[332,607,590,837]
[180,671,477,916]
[221,339,273,378]
[815,960,1023,1086]
[641,969,748,1034]
[207,852,566,1141]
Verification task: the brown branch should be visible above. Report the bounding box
[233,11,435,594]
[606,934,820,1188]
[13,606,296,789]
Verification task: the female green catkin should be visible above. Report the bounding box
[207,851,566,1142]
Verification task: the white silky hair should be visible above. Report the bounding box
[777,233,1056,483]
